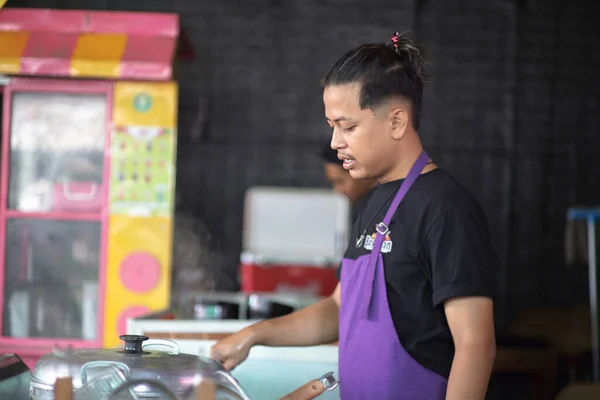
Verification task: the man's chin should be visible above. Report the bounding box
[349,169,369,180]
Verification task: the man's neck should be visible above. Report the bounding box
[366,179,378,191]
[378,136,426,183]
[352,179,378,204]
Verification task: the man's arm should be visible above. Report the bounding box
[424,206,497,399]
[245,283,341,347]
[444,296,496,400]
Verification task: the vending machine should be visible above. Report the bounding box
[0,8,179,367]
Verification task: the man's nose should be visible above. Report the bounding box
[330,128,345,150]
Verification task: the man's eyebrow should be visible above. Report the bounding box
[326,116,354,123]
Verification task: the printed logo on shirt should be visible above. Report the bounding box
[363,231,393,253]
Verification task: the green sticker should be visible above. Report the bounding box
[133,93,153,112]
[109,127,176,217]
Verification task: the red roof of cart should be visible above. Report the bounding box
[0,8,179,80]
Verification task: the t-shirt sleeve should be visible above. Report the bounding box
[425,209,497,307]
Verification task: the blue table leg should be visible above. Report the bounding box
[587,217,599,383]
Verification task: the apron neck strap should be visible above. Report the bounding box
[377,150,430,235]
[361,150,430,321]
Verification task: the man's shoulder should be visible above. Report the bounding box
[411,169,482,211]
[392,169,487,233]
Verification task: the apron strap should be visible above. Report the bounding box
[360,150,430,320]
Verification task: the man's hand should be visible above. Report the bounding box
[444,296,496,400]
[210,327,256,371]
[210,284,342,370]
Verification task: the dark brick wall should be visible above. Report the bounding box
[509,0,600,314]
[416,0,518,322]
[16,0,600,325]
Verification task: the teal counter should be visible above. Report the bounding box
[233,358,340,399]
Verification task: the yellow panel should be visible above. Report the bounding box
[103,215,173,348]
[113,81,178,127]
[71,34,127,78]
[105,81,178,347]
[0,31,29,74]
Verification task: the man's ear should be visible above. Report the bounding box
[389,107,409,140]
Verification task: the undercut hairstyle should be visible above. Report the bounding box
[323,32,428,130]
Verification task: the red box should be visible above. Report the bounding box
[240,263,339,297]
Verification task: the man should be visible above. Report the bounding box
[211,32,497,399]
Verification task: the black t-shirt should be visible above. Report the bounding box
[338,168,496,378]
[350,186,375,223]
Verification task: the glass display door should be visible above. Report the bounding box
[0,79,111,347]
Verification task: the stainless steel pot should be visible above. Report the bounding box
[29,335,250,399]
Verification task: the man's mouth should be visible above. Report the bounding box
[338,154,356,170]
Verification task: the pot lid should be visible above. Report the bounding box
[30,335,228,395]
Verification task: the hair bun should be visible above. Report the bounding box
[388,31,428,81]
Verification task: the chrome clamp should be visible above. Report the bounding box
[318,371,339,391]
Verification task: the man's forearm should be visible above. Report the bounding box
[445,341,496,400]
[243,297,339,348]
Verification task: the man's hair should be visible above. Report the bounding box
[323,32,428,130]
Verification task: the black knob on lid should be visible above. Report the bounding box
[120,334,149,354]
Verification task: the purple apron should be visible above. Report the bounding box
[338,151,448,399]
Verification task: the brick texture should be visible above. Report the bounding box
[14,0,600,327]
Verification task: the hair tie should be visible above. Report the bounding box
[390,31,400,50]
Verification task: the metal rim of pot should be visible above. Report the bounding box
[28,334,246,398]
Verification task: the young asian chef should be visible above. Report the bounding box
[211,31,497,400]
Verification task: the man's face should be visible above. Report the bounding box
[324,84,402,181]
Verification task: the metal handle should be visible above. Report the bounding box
[62,181,98,201]
[142,338,180,355]
[318,371,339,391]
[80,360,131,384]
